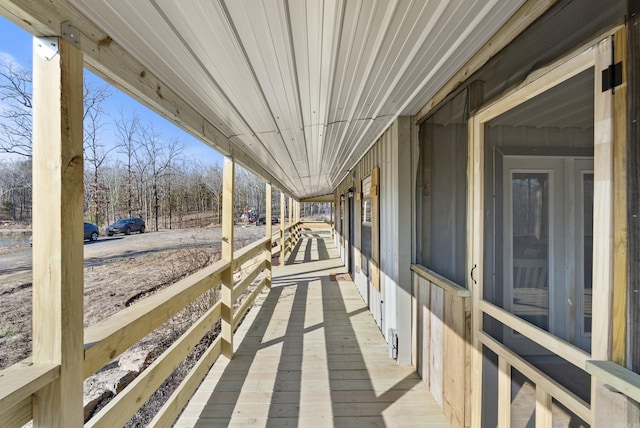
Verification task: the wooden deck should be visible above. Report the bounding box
[177,226,449,427]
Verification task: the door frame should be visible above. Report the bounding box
[500,155,594,354]
[467,37,615,426]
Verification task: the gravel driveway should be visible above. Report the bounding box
[0,224,271,281]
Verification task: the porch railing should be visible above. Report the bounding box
[411,263,640,427]
[411,264,471,428]
[477,300,592,425]
[0,222,302,427]
[280,222,301,260]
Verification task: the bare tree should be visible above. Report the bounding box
[114,109,141,218]
[0,159,31,221]
[204,161,223,224]
[84,81,113,225]
[0,59,32,157]
[136,124,184,231]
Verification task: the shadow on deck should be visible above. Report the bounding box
[177,226,449,427]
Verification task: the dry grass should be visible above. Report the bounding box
[0,225,267,426]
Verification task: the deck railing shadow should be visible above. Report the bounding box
[0,230,283,427]
[187,232,427,426]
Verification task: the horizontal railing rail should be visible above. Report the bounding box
[477,290,594,425]
[86,302,224,428]
[410,264,471,298]
[585,360,640,403]
[478,300,591,370]
[83,259,229,378]
[232,236,270,269]
[480,331,591,423]
[233,276,268,332]
[0,361,59,426]
[0,222,302,428]
[280,222,301,261]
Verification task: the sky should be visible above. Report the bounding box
[0,16,224,166]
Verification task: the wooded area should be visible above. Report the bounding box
[0,57,279,230]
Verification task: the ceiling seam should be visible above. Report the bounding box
[326,0,400,180]
[395,0,504,116]
[149,0,303,195]
[329,0,442,179]
[321,0,369,178]
[333,0,499,181]
[283,0,311,195]
[219,0,308,194]
[315,0,346,185]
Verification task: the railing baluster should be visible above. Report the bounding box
[535,387,553,428]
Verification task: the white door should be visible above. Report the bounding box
[503,156,593,354]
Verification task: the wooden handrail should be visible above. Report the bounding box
[233,277,268,331]
[148,335,223,426]
[232,259,267,301]
[0,361,59,415]
[0,396,31,427]
[83,259,229,378]
[411,264,471,298]
[232,236,270,269]
[586,360,640,403]
[87,302,222,427]
[479,331,591,424]
[479,299,590,370]
[2,232,277,427]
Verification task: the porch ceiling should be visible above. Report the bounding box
[4,0,524,199]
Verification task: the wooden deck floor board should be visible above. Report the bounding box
[177,230,449,427]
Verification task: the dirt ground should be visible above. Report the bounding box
[0,223,269,369]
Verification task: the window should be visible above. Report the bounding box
[361,175,372,276]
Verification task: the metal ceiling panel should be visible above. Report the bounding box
[223,1,303,134]
[399,0,525,115]
[65,0,524,198]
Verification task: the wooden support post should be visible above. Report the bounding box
[288,196,293,251]
[280,192,285,257]
[289,196,293,227]
[294,201,299,242]
[221,156,235,359]
[535,387,552,428]
[628,0,640,373]
[265,182,272,289]
[592,36,614,364]
[612,27,628,366]
[32,36,84,428]
[330,201,334,237]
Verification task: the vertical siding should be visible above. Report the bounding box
[335,118,414,342]
[333,119,408,335]
[380,122,396,336]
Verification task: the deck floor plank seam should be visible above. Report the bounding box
[177,227,450,427]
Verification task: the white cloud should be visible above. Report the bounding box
[0,51,21,67]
